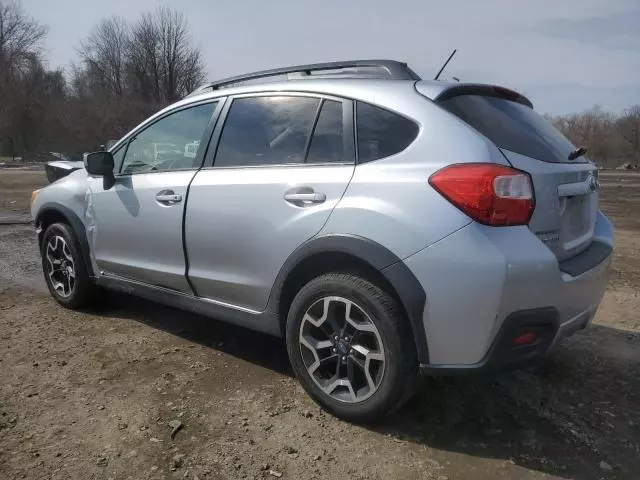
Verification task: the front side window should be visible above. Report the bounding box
[215,96,320,167]
[120,102,216,175]
[111,146,126,172]
[356,101,419,163]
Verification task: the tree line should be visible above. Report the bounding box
[0,1,638,167]
[0,1,205,160]
[549,107,640,169]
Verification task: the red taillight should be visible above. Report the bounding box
[428,163,535,226]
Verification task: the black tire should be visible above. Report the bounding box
[41,222,96,309]
[286,273,419,423]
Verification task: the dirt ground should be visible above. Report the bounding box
[0,169,44,214]
[0,168,638,480]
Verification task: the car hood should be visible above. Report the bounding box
[45,160,85,183]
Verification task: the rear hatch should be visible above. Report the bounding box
[435,87,598,261]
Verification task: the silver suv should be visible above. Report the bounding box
[31,60,614,422]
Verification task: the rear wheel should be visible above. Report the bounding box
[41,222,96,309]
[286,273,419,423]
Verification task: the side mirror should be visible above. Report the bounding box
[85,151,114,175]
[84,151,115,189]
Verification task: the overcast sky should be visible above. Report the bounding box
[23,0,640,115]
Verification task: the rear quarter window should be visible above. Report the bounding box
[356,101,418,163]
[438,94,579,163]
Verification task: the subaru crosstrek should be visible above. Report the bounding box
[30,60,614,422]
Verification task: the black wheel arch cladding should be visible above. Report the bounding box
[269,234,429,364]
[36,203,94,276]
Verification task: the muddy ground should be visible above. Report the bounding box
[0,169,638,480]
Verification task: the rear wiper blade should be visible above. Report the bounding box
[568,146,587,161]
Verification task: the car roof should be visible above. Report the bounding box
[169,78,459,111]
[180,77,532,110]
[156,57,532,119]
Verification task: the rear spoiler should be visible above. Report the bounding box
[45,160,84,183]
[434,84,533,108]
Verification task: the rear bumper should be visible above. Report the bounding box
[421,307,560,374]
[404,211,613,371]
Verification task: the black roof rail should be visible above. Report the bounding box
[189,59,421,95]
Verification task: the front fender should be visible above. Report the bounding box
[35,203,94,277]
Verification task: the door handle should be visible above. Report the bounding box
[156,191,182,205]
[284,192,326,204]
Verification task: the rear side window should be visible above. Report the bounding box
[306,100,345,164]
[356,101,418,163]
[438,95,578,163]
[215,96,319,167]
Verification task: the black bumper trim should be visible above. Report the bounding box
[420,307,559,375]
[559,241,612,277]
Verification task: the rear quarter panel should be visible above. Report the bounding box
[320,95,508,259]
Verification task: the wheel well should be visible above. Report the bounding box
[36,209,69,246]
[35,206,95,277]
[277,251,410,336]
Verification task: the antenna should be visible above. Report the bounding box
[434,49,457,81]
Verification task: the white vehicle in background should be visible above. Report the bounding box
[185,141,200,158]
[152,142,181,161]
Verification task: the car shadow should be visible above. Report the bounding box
[377,325,640,479]
[90,290,293,376]
[89,293,640,480]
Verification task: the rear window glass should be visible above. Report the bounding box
[356,102,418,163]
[438,95,578,163]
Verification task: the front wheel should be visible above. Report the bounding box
[41,222,96,309]
[286,273,419,423]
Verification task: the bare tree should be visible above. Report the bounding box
[615,106,640,166]
[0,5,210,159]
[78,8,205,103]
[0,1,47,72]
[551,107,628,168]
[128,12,161,102]
[129,7,205,103]
[0,1,48,157]
[78,16,129,96]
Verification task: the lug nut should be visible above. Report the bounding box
[332,348,337,353]
[334,336,339,341]
[342,356,347,361]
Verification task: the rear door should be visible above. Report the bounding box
[438,93,598,260]
[185,93,355,310]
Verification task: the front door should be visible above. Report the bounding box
[185,94,355,310]
[88,100,219,292]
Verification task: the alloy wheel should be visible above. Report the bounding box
[45,235,75,298]
[298,296,386,403]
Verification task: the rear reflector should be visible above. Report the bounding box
[512,331,538,346]
[429,163,535,226]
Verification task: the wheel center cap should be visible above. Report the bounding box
[336,340,349,355]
